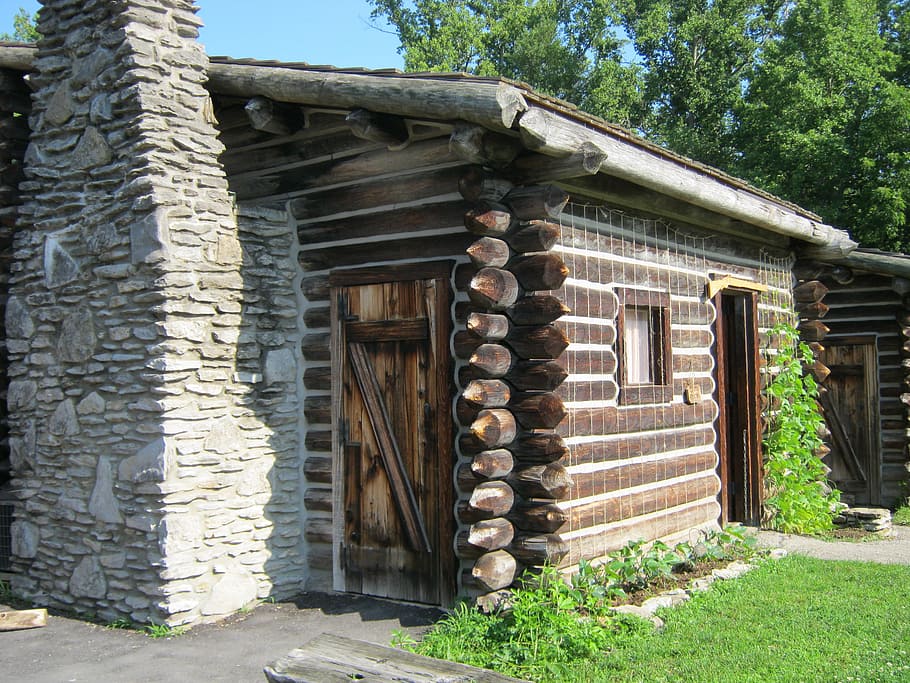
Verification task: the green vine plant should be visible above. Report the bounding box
[762,323,840,534]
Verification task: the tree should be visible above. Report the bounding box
[736,0,910,251]
[369,0,645,127]
[0,7,40,42]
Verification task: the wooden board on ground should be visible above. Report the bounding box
[263,633,528,682]
[0,608,47,631]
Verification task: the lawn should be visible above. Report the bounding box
[413,556,910,682]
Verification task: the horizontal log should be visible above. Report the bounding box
[306,430,332,452]
[304,455,333,483]
[555,378,620,403]
[305,517,333,544]
[559,400,718,437]
[245,96,304,135]
[502,185,569,220]
[796,300,830,319]
[508,462,573,499]
[508,533,569,567]
[560,348,618,375]
[299,232,474,271]
[505,295,570,325]
[458,166,514,203]
[467,312,510,341]
[510,432,568,463]
[507,253,569,291]
[570,451,716,502]
[303,366,331,391]
[504,220,560,253]
[794,280,829,304]
[302,333,330,361]
[509,391,567,430]
[449,124,523,168]
[303,306,330,329]
[454,330,484,359]
[506,359,569,392]
[467,236,511,268]
[465,201,514,237]
[469,267,520,310]
[557,283,618,320]
[507,501,568,533]
[470,408,518,449]
[554,319,616,346]
[456,518,516,558]
[458,481,516,522]
[304,396,332,424]
[507,142,608,184]
[345,108,409,146]
[468,550,519,592]
[798,319,830,342]
[304,487,333,512]
[506,324,570,360]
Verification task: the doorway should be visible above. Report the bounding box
[714,290,763,525]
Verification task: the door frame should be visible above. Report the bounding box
[327,260,455,604]
[713,288,763,526]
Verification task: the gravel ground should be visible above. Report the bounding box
[755,524,910,564]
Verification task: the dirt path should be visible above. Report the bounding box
[755,524,910,564]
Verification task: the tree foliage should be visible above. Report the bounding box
[370,0,910,251]
[0,7,40,42]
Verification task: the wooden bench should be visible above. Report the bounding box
[263,632,528,682]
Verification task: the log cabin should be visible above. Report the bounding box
[0,0,874,626]
[792,251,910,508]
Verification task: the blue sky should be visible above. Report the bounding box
[1,0,405,69]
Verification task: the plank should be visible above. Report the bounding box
[347,342,431,553]
[0,608,47,631]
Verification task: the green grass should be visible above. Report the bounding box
[893,505,910,526]
[414,557,910,682]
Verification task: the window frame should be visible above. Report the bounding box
[615,287,673,405]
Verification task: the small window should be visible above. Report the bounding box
[616,288,672,405]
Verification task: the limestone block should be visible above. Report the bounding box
[44,236,80,289]
[89,456,123,524]
[58,308,96,362]
[11,520,40,559]
[213,234,243,264]
[69,556,107,599]
[264,348,296,386]
[201,571,258,616]
[158,513,204,556]
[73,126,112,169]
[130,207,172,265]
[119,437,171,483]
[7,380,37,411]
[49,399,80,436]
[204,417,246,455]
[6,296,34,339]
[77,392,106,415]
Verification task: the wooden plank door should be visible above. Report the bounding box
[818,338,879,505]
[714,290,762,525]
[330,263,454,605]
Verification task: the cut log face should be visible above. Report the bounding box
[465,480,516,517]
[456,518,516,558]
[458,166,514,203]
[503,185,570,220]
[798,319,830,342]
[508,253,569,291]
[346,108,409,146]
[470,408,518,448]
[467,312,510,341]
[467,236,511,268]
[469,267,520,310]
[462,379,512,407]
[507,462,573,499]
[464,201,514,237]
[468,343,514,378]
[471,448,515,478]
[450,124,523,168]
[793,280,829,303]
[470,550,519,592]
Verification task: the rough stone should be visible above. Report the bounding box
[158,514,204,555]
[58,308,97,362]
[73,126,113,169]
[11,520,40,559]
[130,207,172,265]
[89,456,123,524]
[69,556,107,599]
[119,437,170,483]
[49,399,80,436]
[7,380,37,411]
[204,417,246,455]
[200,571,258,616]
[45,82,74,126]
[44,236,80,289]
[264,348,296,386]
[6,296,35,339]
[77,391,106,415]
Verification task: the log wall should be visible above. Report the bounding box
[553,204,794,565]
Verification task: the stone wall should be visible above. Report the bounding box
[8,0,304,627]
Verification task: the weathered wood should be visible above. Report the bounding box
[263,633,527,683]
[502,185,570,220]
[794,280,830,304]
[472,448,515,478]
[507,501,568,533]
[506,359,569,392]
[244,96,304,135]
[506,295,571,325]
[304,396,332,424]
[508,533,569,567]
[456,518,516,558]
[796,300,830,319]
[504,220,561,253]
[304,455,332,482]
[468,312,511,341]
[470,408,518,448]
[299,232,474,272]
[458,166,514,203]
[305,431,332,453]
[509,391,567,429]
[0,609,47,631]
[507,142,608,184]
[560,400,719,437]
[454,330,484,359]
[303,366,331,391]
[798,319,830,342]
[508,253,569,291]
[466,343,514,379]
[469,267,520,310]
[506,324,570,360]
[458,481,516,521]
[450,123,523,168]
[463,379,512,407]
[807,358,831,383]
[468,236,511,268]
[465,201,515,237]
[304,487,333,512]
[508,463,573,499]
[345,108,409,146]
[510,432,569,463]
[470,550,520,592]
